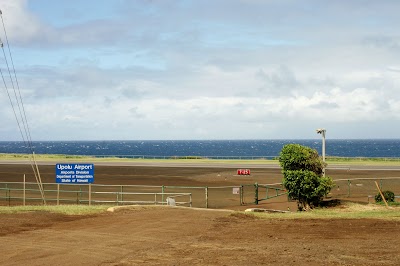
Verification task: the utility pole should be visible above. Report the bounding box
[316,128,326,177]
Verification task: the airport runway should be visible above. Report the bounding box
[1,159,400,171]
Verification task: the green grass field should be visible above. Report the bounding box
[0,204,111,215]
[257,202,400,220]
[1,202,399,220]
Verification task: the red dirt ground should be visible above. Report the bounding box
[1,206,400,265]
[1,163,400,265]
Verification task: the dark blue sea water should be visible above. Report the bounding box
[0,139,399,158]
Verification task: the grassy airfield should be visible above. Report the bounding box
[1,153,400,166]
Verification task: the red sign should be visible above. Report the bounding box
[237,169,251,175]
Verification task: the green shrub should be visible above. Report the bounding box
[375,190,395,203]
[279,144,325,176]
[279,144,334,211]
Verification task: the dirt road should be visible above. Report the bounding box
[1,206,399,266]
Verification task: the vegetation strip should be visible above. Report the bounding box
[1,203,399,220]
[252,202,400,220]
[1,153,400,166]
[0,205,111,215]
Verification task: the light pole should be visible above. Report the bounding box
[316,128,326,177]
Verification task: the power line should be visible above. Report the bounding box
[0,11,35,153]
[0,9,46,204]
[0,62,26,142]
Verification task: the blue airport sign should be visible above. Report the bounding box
[56,163,94,184]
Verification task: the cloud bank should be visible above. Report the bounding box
[0,0,399,140]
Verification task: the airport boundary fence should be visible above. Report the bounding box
[0,182,246,208]
[328,177,400,203]
[1,177,400,208]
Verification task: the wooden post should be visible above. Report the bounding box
[88,184,92,206]
[23,174,26,206]
[79,186,82,204]
[347,180,351,197]
[7,186,10,207]
[161,185,165,204]
[120,185,124,205]
[5,184,8,206]
[375,181,389,208]
[254,183,259,205]
[205,186,208,208]
[240,185,243,205]
[57,184,60,205]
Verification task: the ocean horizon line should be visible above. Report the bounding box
[1,139,399,158]
[1,138,400,142]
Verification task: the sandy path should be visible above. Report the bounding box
[0,206,399,265]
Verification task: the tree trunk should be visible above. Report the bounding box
[297,200,311,211]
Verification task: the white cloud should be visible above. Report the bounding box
[388,99,400,118]
[0,0,399,140]
[387,66,400,73]
[0,0,44,44]
[13,85,392,140]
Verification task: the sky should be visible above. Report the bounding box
[0,0,399,141]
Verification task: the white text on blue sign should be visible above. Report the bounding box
[56,164,94,184]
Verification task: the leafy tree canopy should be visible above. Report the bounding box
[279,144,334,211]
[279,144,324,175]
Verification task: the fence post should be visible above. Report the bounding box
[57,184,60,205]
[3,184,6,205]
[205,186,208,208]
[120,185,124,205]
[88,183,92,206]
[79,186,83,204]
[240,185,243,205]
[347,180,351,197]
[379,179,383,190]
[6,185,10,206]
[254,182,259,205]
[23,174,26,206]
[161,185,165,204]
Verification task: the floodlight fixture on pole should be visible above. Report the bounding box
[316,128,326,177]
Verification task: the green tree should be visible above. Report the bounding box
[279,144,334,211]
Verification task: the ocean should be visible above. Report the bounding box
[0,139,399,158]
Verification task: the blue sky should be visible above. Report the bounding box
[0,0,400,140]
